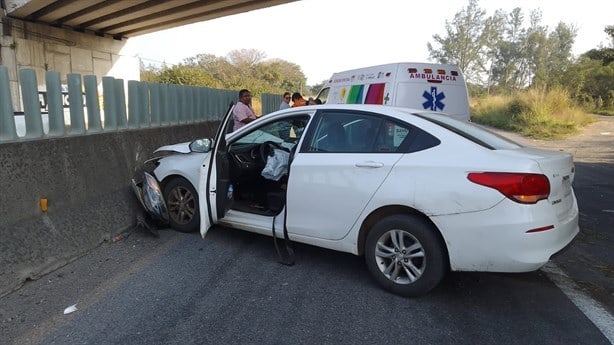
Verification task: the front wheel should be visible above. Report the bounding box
[163,177,200,233]
[365,215,447,297]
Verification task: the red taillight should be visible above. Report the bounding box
[467,172,550,204]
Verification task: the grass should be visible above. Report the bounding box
[471,88,596,140]
[593,109,614,116]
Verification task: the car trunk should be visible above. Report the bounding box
[503,147,576,219]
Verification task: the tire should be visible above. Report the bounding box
[163,177,200,233]
[364,214,447,297]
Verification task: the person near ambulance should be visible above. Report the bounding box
[291,92,307,107]
[279,92,291,110]
[233,89,258,132]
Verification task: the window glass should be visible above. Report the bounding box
[316,87,330,104]
[306,112,381,153]
[304,111,441,154]
[415,112,521,150]
[374,120,410,152]
[235,116,309,148]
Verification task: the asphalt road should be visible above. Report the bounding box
[1,116,613,345]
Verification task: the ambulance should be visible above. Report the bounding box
[316,62,470,122]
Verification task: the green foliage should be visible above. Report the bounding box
[140,49,307,101]
[471,88,595,139]
[155,65,218,86]
[566,56,614,111]
[429,0,578,94]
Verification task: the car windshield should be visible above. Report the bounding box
[233,116,309,149]
[414,112,523,150]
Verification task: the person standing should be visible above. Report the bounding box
[233,89,257,132]
[279,92,291,110]
[291,92,306,107]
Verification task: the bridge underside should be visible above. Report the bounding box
[3,0,296,39]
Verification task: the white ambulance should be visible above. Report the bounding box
[316,62,470,122]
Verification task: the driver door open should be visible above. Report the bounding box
[199,103,234,238]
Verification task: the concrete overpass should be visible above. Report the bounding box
[0,0,297,110]
[4,0,296,38]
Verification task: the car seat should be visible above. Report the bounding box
[320,122,348,152]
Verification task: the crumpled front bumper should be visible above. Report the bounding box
[131,172,169,222]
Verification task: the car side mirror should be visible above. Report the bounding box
[189,138,212,153]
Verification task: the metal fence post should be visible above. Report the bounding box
[45,71,66,137]
[102,76,117,131]
[0,66,18,141]
[114,79,127,129]
[83,75,102,133]
[138,81,150,128]
[19,69,45,139]
[67,73,86,135]
[127,80,139,129]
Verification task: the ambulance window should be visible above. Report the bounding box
[316,87,329,104]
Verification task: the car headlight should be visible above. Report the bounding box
[142,172,169,221]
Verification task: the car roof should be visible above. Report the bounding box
[264,104,521,150]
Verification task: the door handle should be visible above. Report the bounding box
[355,161,384,168]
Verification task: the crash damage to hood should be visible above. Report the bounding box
[154,142,192,154]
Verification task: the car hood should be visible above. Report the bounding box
[154,142,191,154]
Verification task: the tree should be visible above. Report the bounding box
[489,8,526,91]
[427,0,492,84]
[583,25,614,65]
[139,60,162,83]
[256,59,306,93]
[543,22,577,88]
[155,65,218,86]
[524,10,549,89]
[140,48,310,97]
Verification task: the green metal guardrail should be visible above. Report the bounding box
[0,65,237,143]
[261,93,283,115]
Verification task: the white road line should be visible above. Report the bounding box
[603,210,614,213]
[542,262,614,344]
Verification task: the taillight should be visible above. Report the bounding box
[467,172,550,204]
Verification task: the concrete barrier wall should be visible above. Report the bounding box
[0,121,219,297]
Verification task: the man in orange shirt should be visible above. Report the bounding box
[291,92,306,107]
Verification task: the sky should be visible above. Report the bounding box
[123,0,613,86]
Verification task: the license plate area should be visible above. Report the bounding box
[562,175,571,198]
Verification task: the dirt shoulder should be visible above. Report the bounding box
[489,115,614,313]
[489,115,614,164]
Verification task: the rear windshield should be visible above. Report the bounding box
[414,112,523,150]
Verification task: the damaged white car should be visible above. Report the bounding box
[132,104,579,296]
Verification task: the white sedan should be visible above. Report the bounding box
[133,104,579,296]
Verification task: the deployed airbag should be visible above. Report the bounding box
[261,149,290,181]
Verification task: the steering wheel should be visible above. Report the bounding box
[259,141,283,165]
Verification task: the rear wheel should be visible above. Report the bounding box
[365,214,447,297]
[163,177,199,233]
